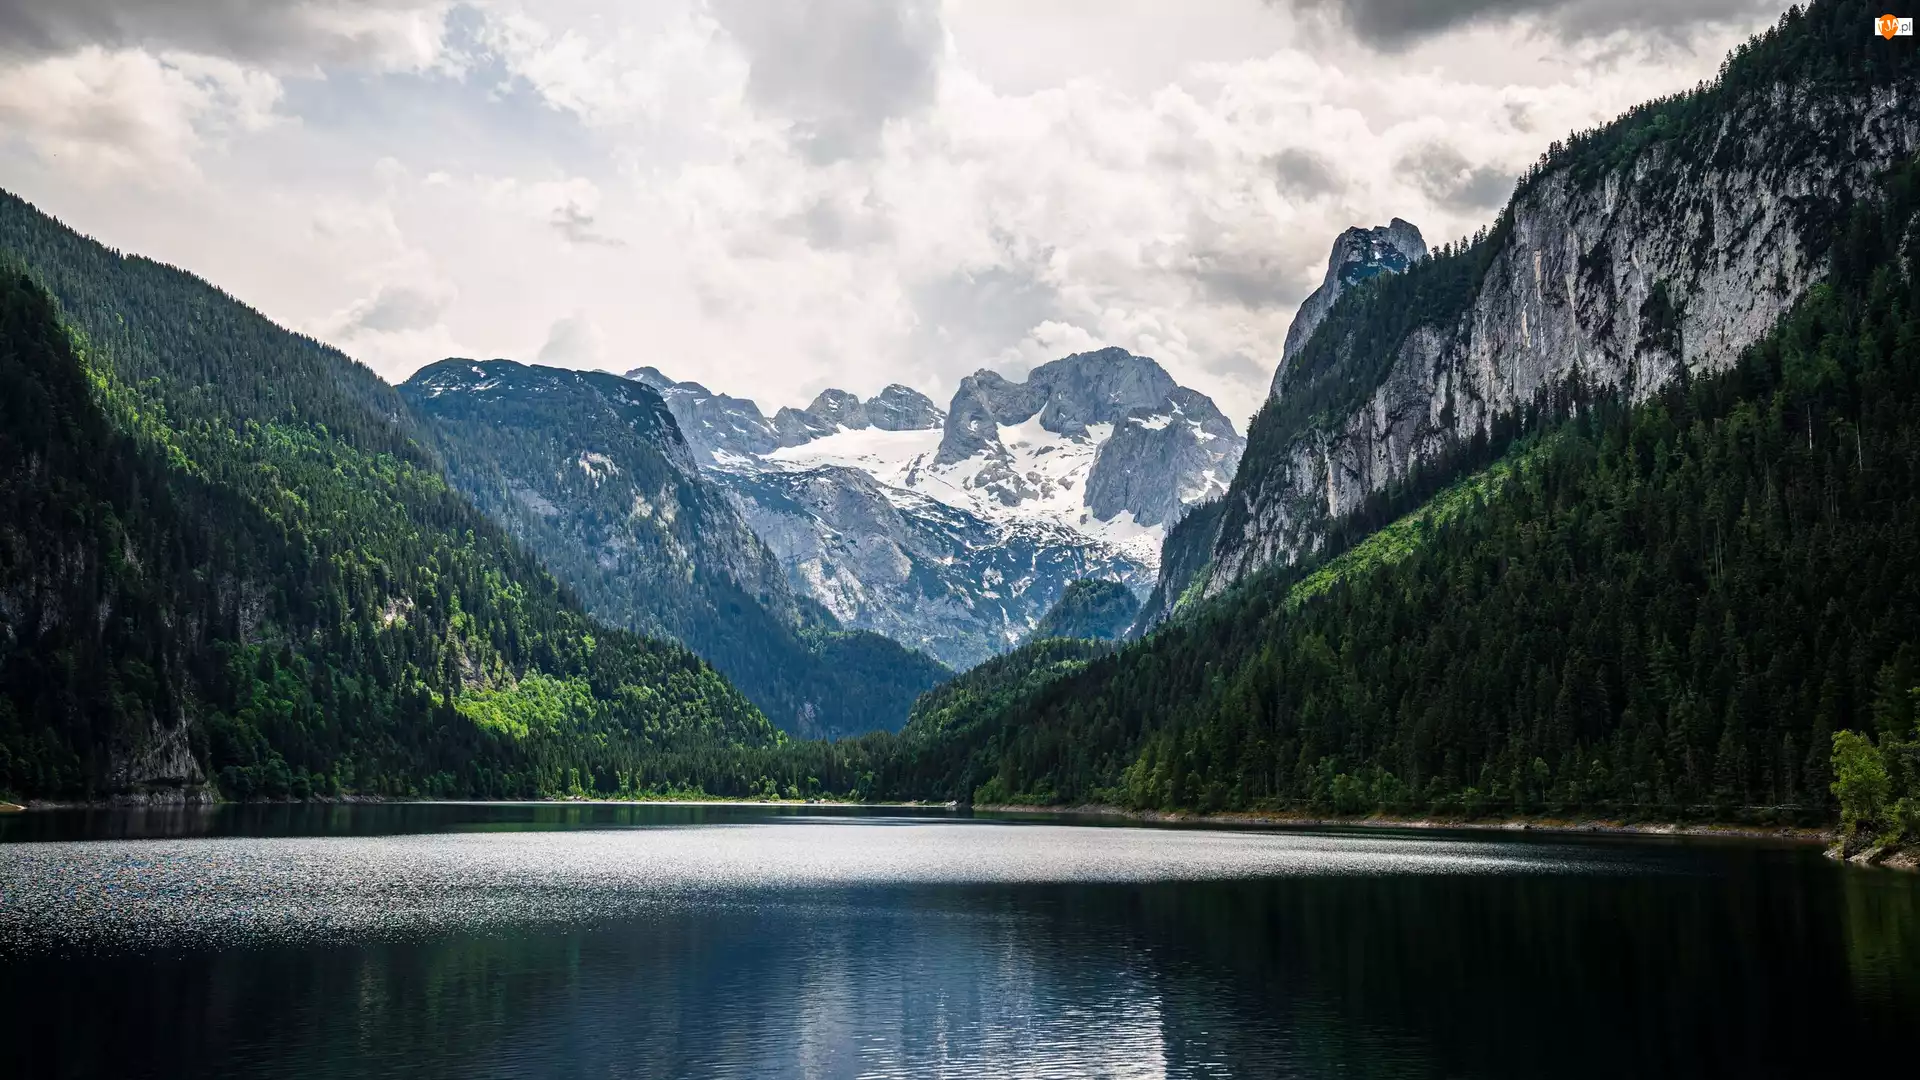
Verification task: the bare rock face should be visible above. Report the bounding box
[1270,219,1427,399]
[867,384,944,431]
[625,366,781,460]
[772,404,836,447]
[769,385,945,447]
[933,348,1177,465]
[934,371,1041,464]
[1084,388,1242,528]
[806,389,869,430]
[1210,76,1920,599]
[719,465,1150,669]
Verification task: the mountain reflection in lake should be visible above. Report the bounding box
[2,804,1914,1079]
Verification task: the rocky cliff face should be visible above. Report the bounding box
[628,368,948,459]
[1270,219,1427,398]
[1084,387,1241,529]
[718,464,1148,668]
[1208,70,1920,598]
[934,348,1178,464]
[867,384,945,430]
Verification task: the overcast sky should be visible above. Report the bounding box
[0,0,1785,425]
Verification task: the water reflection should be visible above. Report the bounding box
[2,808,1915,1079]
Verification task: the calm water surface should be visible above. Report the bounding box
[2,803,1916,1079]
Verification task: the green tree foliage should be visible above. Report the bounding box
[1135,496,1226,632]
[399,360,948,738]
[1831,685,1920,850]
[871,152,1920,823]
[0,194,783,801]
[883,639,1115,804]
[1029,580,1140,642]
[1832,731,1893,839]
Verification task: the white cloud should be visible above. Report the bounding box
[537,310,605,366]
[0,0,1786,421]
[0,46,281,181]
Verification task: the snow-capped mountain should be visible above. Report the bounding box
[624,347,1244,668]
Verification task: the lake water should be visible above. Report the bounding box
[2,804,1915,1079]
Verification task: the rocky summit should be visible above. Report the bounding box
[1269,219,1427,399]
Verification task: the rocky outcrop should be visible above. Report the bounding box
[1210,72,1920,598]
[1270,219,1427,398]
[927,348,1236,527]
[768,385,947,449]
[772,403,838,446]
[1085,387,1241,528]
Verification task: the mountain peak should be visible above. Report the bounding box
[934,347,1180,464]
[622,365,781,460]
[1271,219,1426,398]
[868,384,944,430]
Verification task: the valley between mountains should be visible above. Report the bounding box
[2,1,1919,858]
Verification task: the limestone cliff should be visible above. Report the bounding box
[1207,58,1920,597]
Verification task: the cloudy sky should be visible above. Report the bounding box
[0,0,1786,424]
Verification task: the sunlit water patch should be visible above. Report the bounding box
[0,819,1616,952]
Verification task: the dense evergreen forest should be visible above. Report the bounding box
[866,155,1920,843]
[0,194,784,801]
[399,359,948,740]
[1028,580,1140,642]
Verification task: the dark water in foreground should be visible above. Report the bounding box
[2,804,1916,1079]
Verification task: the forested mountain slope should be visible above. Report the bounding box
[1028,581,1140,643]
[866,20,1920,824]
[0,192,781,801]
[1200,0,1920,599]
[399,359,948,739]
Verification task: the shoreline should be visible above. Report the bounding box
[973,802,1837,845]
[10,793,951,811]
[13,793,1915,870]
[976,803,1920,872]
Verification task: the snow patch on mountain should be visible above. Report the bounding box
[762,416,1165,565]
